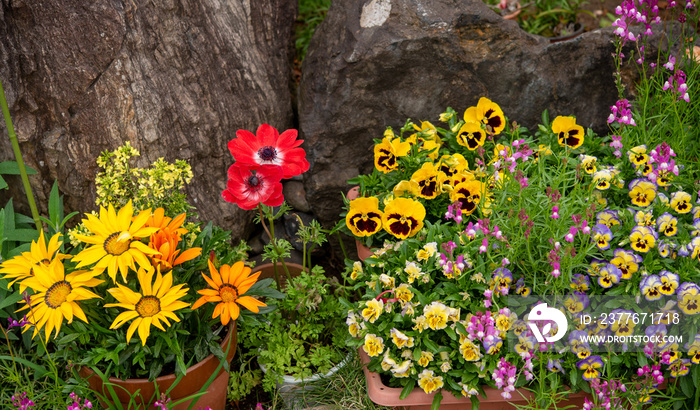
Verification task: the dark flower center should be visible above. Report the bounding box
[258,146,277,161]
[248,175,260,188]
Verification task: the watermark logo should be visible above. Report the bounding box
[527,303,568,343]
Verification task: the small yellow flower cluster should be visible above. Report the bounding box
[94,143,193,217]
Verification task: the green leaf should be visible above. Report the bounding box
[399,381,415,399]
[680,373,693,398]
[0,161,37,175]
[423,338,439,352]
[0,291,21,311]
[5,228,39,242]
[0,175,6,190]
[48,181,60,225]
[470,394,480,410]
[431,391,443,410]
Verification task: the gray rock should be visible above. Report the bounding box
[0,0,297,240]
[283,180,311,212]
[298,0,673,228]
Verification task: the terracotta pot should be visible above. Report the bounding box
[359,349,588,410]
[252,261,305,290]
[79,323,237,410]
[346,186,378,261]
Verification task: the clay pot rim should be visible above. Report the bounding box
[79,322,236,385]
[359,348,588,407]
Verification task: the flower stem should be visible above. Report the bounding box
[0,78,42,235]
[258,205,282,291]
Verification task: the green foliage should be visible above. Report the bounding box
[296,0,331,63]
[0,161,37,191]
[94,142,194,217]
[242,265,349,392]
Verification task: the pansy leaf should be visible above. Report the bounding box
[470,395,480,410]
[431,391,443,410]
[423,338,439,353]
[399,381,414,400]
[680,373,693,398]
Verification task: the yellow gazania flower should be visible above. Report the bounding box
[456,121,487,150]
[0,231,68,293]
[382,198,425,239]
[18,260,103,340]
[410,162,446,199]
[72,201,160,283]
[552,116,584,149]
[148,213,202,272]
[417,369,444,394]
[191,261,266,325]
[423,301,449,330]
[363,333,385,357]
[105,267,190,346]
[374,137,411,173]
[449,179,484,216]
[464,97,506,135]
[346,197,384,237]
[362,299,384,323]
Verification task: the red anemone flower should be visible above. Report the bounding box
[228,124,309,179]
[222,164,284,210]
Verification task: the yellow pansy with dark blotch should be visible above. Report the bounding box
[597,263,621,288]
[640,275,663,301]
[579,154,598,175]
[532,144,553,163]
[438,153,468,181]
[587,258,606,277]
[373,137,411,173]
[628,145,649,166]
[670,191,692,214]
[628,178,656,207]
[577,355,604,381]
[656,212,678,237]
[596,209,620,227]
[610,309,635,336]
[450,179,484,216]
[456,121,487,150]
[657,170,674,187]
[410,162,446,199]
[464,97,506,135]
[610,248,641,280]
[659,270,679,296]
[629,226,657,253]
[592,169,613,190]
[678,282,700,315]
[346,197,384,237]
[392,180,420,198]
[669,359,691,378]
[634,210,655,227]
[686,338,700,364]
[382,198,426,239]
[552,116,584,149]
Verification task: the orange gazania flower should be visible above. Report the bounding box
[148,229,202,272]
[146,209,202,272]
[191,261,267,325]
